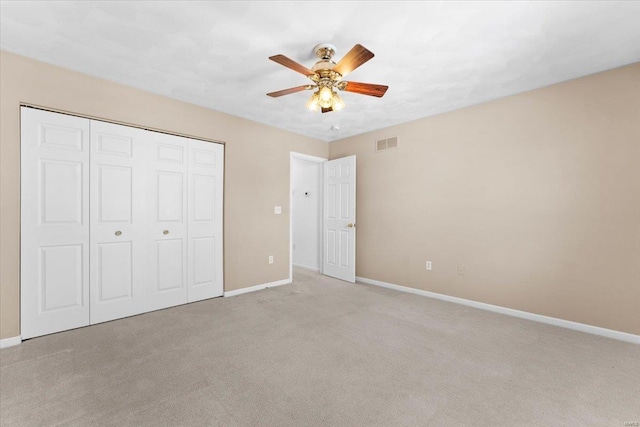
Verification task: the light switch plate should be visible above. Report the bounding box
[274,206,282,214]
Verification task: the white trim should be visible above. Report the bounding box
[290,152,326,283]
[356,276,640,345]
[290,152,327,163]
[223,278,291,298]
[0,336,22,348]
[293,263,320,272]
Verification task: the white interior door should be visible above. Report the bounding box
[89,120,147,324]
[20,108,91,339]
[323,155,356,282]
[187,139,224,302]
[144,131,188,311]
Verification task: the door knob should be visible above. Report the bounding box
[115,231,122,236]
[163,230,169,235]
[347,223,355,228]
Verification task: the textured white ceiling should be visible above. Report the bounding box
[1,1,639,141]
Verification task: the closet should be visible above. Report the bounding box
[20,107,224,339]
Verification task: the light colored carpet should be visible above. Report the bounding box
[1,268,638,426]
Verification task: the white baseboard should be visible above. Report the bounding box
[0,336,22,348]
[293,263,320,273]
[356,276,640,345]
[223,278,291,298]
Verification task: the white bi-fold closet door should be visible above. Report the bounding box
[89,120,149,324]
[21,107,224,339]
[20,109,90,338]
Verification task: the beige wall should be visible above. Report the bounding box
[330,63,640,335]
[0,51,328,339]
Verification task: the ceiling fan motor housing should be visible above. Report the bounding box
[311,43,340,80]
[313,43,337,60]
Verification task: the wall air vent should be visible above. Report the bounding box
[375,137,399,152]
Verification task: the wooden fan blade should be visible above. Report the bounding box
[333,44,374,77]
[269,54,315,76]
[342,81,388,98]
[321,107,333,114]
[267,86,311,97]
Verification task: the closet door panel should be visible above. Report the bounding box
[144,132,188,311]
[156,239,184,290]
[97,165,133,222]
[40,160,83,223]
[39,245,84,310]
[97,241,133,301]
[21,108,90,339]
[193,237,216,286]
[90,120,147,324]
[188,140,224,302]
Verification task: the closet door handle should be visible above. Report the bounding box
[115,231,122,236]
[163,230,169,235]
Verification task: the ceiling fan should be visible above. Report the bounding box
[267,43,388,113]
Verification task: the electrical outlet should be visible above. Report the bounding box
[274,206,282,214]
[458,265,465,276]
[426,261,432,271]
[269,255,274,264]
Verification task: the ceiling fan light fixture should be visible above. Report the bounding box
[332,92,345,111]
[306,92,320,112]
[318,86,334,108]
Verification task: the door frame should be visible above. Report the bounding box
[289,152,327,282]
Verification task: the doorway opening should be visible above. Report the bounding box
[289,152,326,282]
